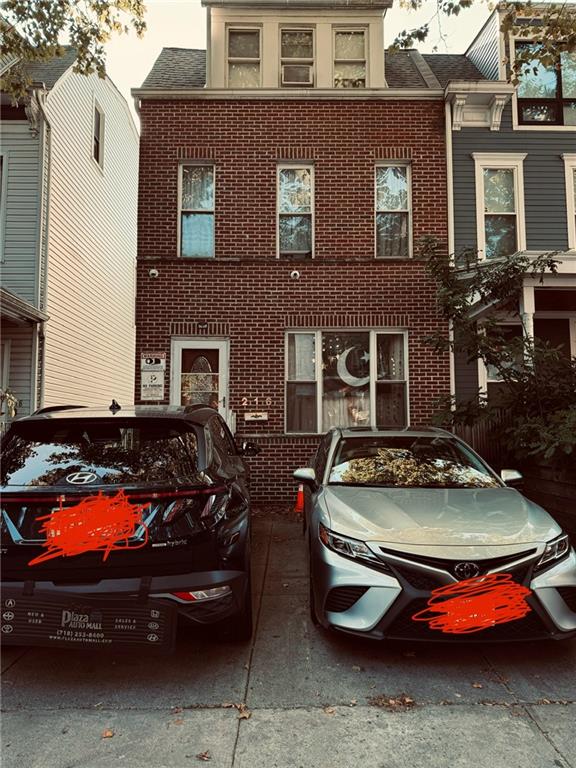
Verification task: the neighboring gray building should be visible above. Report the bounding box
[0,48,138,428]
[436,7,576,403]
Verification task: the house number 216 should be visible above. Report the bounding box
[241,397,272,407]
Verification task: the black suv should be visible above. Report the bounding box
[0,404,258,651]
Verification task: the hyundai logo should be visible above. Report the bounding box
[66,471,98,485]
[454,562,481,580]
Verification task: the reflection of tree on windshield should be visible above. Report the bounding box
[337,448,499,488]
[2,431,202,487]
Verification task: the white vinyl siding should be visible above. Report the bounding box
[41,70,138,407]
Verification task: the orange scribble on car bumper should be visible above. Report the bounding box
[28,490,151,566]
[411,573,532,634]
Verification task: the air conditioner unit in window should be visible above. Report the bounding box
[281,64,314,87]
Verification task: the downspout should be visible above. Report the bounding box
[445,99,456,405]
[206,6,212,87]
[34,87,52,410]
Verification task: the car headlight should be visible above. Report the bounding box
[319,523,374,559]
[536,533,571,570]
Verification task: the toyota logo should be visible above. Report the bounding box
[454,562,481,580]
[66,471,98,485]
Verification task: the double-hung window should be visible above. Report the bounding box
[375,164,411,258]
[515,42,576,126]
[278,165,314,257]
[281,29,314,87]
[333,29,366,88]
[564,154,576,249]
[180,165,215,258]
[228,28,261,87]
[473,154,526,260]
[286,330,408,433]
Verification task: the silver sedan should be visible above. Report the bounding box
[294,428,576,642]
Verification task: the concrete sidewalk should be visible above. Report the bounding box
[2,514,575,768]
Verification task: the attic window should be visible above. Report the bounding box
[334,29,366,88]
[93,103,104,167]
[228,28,261,88]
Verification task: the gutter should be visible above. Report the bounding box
[131,87,444,101]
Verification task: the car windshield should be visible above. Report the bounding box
[1,419,202,487]
[328,436,500,489]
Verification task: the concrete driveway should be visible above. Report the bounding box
[2,513,575,768]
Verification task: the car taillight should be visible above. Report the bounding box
[169,586,231,602]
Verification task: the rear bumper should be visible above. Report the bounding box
[1,569,249,627]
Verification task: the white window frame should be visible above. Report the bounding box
[227,26,262,88]
[374,162,412,259]
[284,329,410,434]
[279,27,315,87]
[563,154,576,250]
[277,163,315,259]
[178,162,215,259]
[332,27,368,89]
[510,37,576,132]
[92,100,105,169]
[473,153,527,260]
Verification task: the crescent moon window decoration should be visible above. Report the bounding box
[285,331,408,434]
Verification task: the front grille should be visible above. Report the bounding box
[325,586,368,613]
[557,587,576,612]
[385,598,550,642]
[379,548,537,581]
[391,565,445,591]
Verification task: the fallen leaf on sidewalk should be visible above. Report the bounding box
[323,706,336,716]
[222,702,252,719]
[173,718,184,726]
[101,729,114,739]
[351,665,363,672]
[196,751,212,761]
[472,683,484,689]
[367,693,415,711]
[172,707,183,714]
[349,699,358,707]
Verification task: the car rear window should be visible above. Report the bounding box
[1,420,201,487]
[328,436,499,489]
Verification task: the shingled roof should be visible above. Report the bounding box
[139,47,486,91]
[423,54,485,87]
[24,46,77,89]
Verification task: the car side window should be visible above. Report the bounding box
[207,416,237,473]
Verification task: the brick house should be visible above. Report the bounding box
[132,0,474,501]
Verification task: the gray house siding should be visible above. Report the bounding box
[453,104,576,256]
[0,121,41,304]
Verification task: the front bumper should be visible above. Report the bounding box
[312,538,576,642]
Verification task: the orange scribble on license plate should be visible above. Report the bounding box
[411,573,532,634]
[28,490,151,566]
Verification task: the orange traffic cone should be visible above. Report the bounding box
[294,484,305,514]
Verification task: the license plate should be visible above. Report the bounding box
[0,589,176,652]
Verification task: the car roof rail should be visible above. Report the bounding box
[32,405,88,415]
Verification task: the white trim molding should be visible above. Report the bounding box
[445,82,515,131]
[563,154,576,251]
[472,152,527,261]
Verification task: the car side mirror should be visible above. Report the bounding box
[501,469,523,487]
[239,440,260,457]
[293,467,317,489]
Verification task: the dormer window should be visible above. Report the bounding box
[281,29,314,87]
[228,28,261,87]
[516,42,576,126]
[334,29,366,88]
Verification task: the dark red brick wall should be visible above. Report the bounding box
[136,98,450,501]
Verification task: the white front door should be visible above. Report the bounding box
[171,339,229,420]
